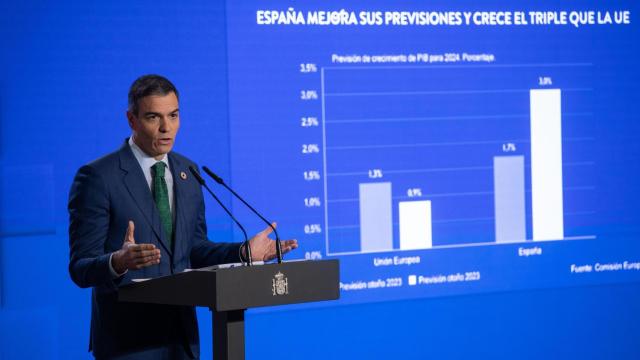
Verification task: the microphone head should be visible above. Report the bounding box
[202,166,224,184]
[188,166,206,186]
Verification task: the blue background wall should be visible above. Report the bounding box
[0,2,638,359]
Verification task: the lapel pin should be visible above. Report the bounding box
[180,171,187,180]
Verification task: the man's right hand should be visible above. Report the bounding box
[111,221,161,274]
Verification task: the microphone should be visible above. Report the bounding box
[188,166,252,266]
[202,166,283,263]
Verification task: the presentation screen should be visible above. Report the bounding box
[224,1,639,309]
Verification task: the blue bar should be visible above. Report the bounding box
[493,156,526,243]
[359,182,393,252]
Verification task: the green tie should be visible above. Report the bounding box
[152,162,173,246]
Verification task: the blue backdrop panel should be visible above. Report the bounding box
[0,1,232,358]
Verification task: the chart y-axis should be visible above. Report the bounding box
[321,67,330,256]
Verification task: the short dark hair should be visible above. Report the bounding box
[128,74,179,115]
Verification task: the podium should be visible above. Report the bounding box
[118,260,339,360]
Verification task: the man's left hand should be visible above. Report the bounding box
[247,222,298,262]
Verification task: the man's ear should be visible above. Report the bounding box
[126,111,136,129]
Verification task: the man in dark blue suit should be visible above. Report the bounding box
[68,75,297,359]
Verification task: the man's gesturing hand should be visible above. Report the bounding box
[247,222,298,262]
[111,221,161,274]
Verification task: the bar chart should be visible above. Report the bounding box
[226,0,637,308]
[321,64,595,255]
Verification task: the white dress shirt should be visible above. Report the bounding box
[128,137,174,214]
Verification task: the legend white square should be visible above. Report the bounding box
[408,275,417,286]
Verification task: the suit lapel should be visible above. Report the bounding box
[118,142,173,255]
[168,153,188,260]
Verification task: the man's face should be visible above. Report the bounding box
[127,92,180,160]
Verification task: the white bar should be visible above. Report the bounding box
[530,89,564,241]
[399,200,432,250]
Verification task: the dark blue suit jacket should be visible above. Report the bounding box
[68,141,241,359]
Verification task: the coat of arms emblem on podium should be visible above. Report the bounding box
[272,271,289,296]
